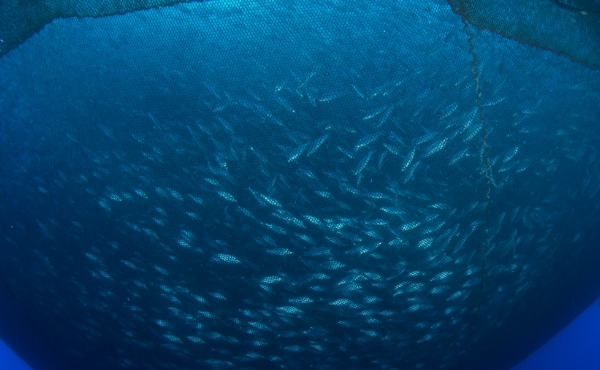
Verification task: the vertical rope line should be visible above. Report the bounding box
[461,18,492,349]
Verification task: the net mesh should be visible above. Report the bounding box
[0,1,599,370]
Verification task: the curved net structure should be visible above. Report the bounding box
[2,0,600,68]
[447,0,600,69]
[0,1,599,370]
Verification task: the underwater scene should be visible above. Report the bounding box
[0,0,599,369]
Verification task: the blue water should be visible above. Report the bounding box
[2,296,599,369]
[512,297,600,370]
[0,340,31,370]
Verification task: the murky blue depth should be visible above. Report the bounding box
[0,1,599,369]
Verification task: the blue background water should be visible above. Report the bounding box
[0,340,30,370]
[2,296,600,370]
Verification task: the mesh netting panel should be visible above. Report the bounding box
[0,0,204,58]
[1,0,600,68]
[555,0,600,12]
[447,0,600,69]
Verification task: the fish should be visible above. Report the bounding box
[287,142,310,162]
[306,134,329,156]
[402,147,416,171]
[354,150,374,175]
[354,132,381,151]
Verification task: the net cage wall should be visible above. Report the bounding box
[0,1,599,370]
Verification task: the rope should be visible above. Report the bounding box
[461,17,492,350]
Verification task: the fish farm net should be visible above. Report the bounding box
[0,1,599,370]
